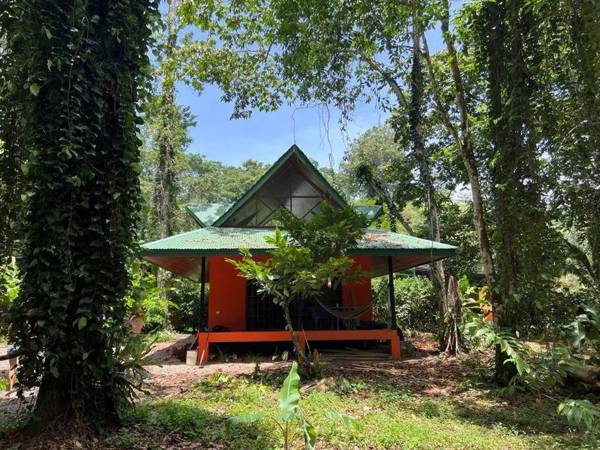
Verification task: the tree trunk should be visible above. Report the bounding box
[443,276,466,355]
[154,0,180,299]
[410,10,446,339]
[483,0,516,386]
[571,0,600,289]
[282,300,311,377]
[4,0,154,427]
[438,0,497,295]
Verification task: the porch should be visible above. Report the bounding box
[196,329,401,364]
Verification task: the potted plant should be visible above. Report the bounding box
[125,262,171,334]
[128,308,145,334]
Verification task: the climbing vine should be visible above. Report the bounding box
[0,0,157,424]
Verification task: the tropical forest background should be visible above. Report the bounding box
[0,0,599,446]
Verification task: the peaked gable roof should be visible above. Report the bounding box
[185,203,233,227]
[187,203,383,227]
[211,145,347,227]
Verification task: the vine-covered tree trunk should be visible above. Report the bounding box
[570,0,600,289]
[481,0,549,385]
[437,0,497,296]
[483,0,519,386]
[409,10,446,336]
[0,22,27,263]
[3,0,155,426]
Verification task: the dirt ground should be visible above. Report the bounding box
[0,333,490,448]
[0,332,462,402]
[139,333,471,400]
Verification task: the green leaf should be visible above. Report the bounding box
[77,317,87,330]
[302,417,316,450]
[29,83,40,96]
[325,411,358,430]
[42,25,52,39]
[50,366,59,378]
[228,413,265,425]
[278,361,301,420]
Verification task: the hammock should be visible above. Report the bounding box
[312,279,388,321]
[313,296,378,320]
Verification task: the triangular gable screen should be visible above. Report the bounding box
[222,160,329,227]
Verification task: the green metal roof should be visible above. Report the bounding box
[212,145,348,227]
[186,203,233,227]
[140,227,457,258]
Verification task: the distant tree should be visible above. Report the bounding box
[341,126,418,234]
[1,0,156,426]
[153,0,182,241]
[176,155,268,206]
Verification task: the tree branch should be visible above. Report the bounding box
[0,349,22,361]
[423,0,497,295]
[564,238,598,287]
[355,164,415,235]
[420,34,461,144]
[358,51,409,109]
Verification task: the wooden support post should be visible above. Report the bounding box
[390,332,401,359]
[388,256,397,329]
[197,332,210,365]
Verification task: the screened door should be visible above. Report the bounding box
[246,282,286,330]
[246,281,342,330]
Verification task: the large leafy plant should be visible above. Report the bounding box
[567,306,600,357]
[230,362,314,449]
[0,260,20,336]
[230,361,355,449]
[462,277,600,431]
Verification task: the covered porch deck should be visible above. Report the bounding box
[197,329,401,363]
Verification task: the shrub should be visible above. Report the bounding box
[373,275,436,332]
[0,259,20,337]
[509,274,598,338]
[125,263,174,331]
[168,278,207,332]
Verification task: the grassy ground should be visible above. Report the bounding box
[1,336,597,449]
[103,355,595,449]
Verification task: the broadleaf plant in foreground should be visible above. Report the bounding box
[229,361,356,449]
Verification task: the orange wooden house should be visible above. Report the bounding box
[140,145,456,363]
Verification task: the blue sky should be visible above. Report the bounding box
[175,29,445,169]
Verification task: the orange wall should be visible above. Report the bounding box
[208,256,247,330]
[208,255,373,330]
[342,256,373,321]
